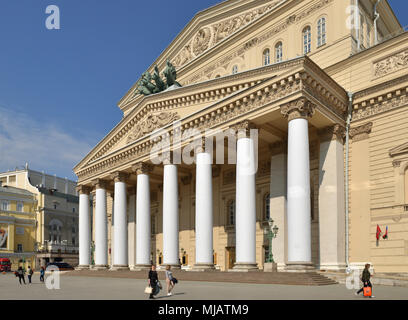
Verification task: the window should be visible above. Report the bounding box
[227,200,235,225]
[1,201,9,211]
[303,26,312,54]
[54,204,57,210]
[264,193,270,221]
[317,17,326,47]
[263,48,270,66]
[232,65,238,75]
[17,202,24,212]
[275,42,283,63]
[17,244,23,253]
[72,207,75,213]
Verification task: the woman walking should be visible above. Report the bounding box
[355,264,375,298]
[165,265,175,296]
[148,265,159,299]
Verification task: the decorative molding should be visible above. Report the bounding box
[392,160,401,168]
[132,162,154,175]
[280,98,315,122]
[353,88,408,121]
[389,142,408,157]
[373,48,408,78]
[318,124,346,142]
[349,122,373,142]
[127,112,180,144]
[231,120,257,138]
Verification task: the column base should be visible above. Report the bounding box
[263,262,278,272]
[229,263,259,272]
[131,264,152,271]
[75,265,90,270]
[110,265,129,271]
[91,265,109,271]
[191,263,216,272]
[319,263,347,272]
[284,262,316,273]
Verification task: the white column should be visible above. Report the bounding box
[283,99,314,269]
[234,123,258,270]
[94,181,108,269]
[112,172,128,269]
[194,150,214,269]
[163,163,180,267]
[135,163,152,270]
[78,186,91,269]
[318,125,346,271]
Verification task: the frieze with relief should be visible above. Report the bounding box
[126,112,180,144]
[374,49,408,78]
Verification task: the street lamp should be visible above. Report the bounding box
[265,218,279,263]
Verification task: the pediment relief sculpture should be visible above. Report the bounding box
[171,1,282,69]
[126,112,180,144]
[374,49,408,78]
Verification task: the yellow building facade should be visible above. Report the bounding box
[74,0,408,273]
[0,183,37,270]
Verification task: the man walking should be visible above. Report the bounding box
[17,267,26,285]
[27,266,33,284]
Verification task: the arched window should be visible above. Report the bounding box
[263,48,270,66]
[275,42,283,63]
[49,219,63,244]
[264,193,270,221]
[227,200,236,225]
[232,65,238,75]
[317,17,326,47]
[303,26,311,54]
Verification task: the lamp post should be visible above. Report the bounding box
[265,218,279,263]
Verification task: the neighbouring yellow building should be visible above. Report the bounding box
[0,182,37,270]
[74,0,408,274]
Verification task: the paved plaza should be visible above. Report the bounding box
[0,273,407,300]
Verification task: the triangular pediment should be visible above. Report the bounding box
[389,142,408,157]
[118,0,288,110]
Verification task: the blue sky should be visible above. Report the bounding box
[0,0,407,181]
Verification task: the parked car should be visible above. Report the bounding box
[0,258,11,272]
[46,262,74,271]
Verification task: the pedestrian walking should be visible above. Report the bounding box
[17,267,26,285]
[40,267,45,282]
[165,265,176,296]
[355,264,375,298]
[148,265,159,299]
[27,266,33,284]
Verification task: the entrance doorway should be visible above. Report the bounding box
[225,247,235,270]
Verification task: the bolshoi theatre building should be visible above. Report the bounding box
[73,0,408,273]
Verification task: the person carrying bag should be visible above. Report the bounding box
[147,265,159,299]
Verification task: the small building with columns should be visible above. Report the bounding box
[74,0,408,273]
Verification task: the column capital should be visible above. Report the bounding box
[76,185,92,195]
[349,122,373,142]
[111,171,130,183]
[318,124,346,143]
[132,162,154,175]
[91,179,109,190]
[280,98,315,122]
[231,120,257,139]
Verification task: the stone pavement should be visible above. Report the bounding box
[0,272,407,300]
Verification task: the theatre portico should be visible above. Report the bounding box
[74,0,408,275]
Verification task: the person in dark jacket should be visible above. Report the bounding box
[356,264,374,297]
[148,265,159,299]
[17,267,26,285]
[27,266,33,284]
[40,267,45,282]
